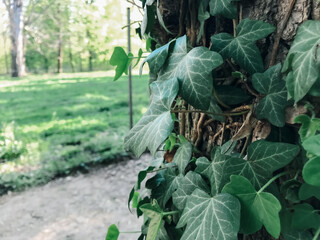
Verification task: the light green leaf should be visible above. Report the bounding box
[106,224,120,240]
[209,0,238,19]
[140,199,164,240]
[142,39,175,74]
[172,138,192,174]
[283,231,313,240]
[172,171,210,210]
[252,63,289,127]
[222,175,281,238]
[211,19,275,74]
[283,21,320,102]
[295,115,320,142]
[302,134,320,156]
[195,148,240,195]
[299,183,320,200]
[124,78,179,157]
[158,36,223,110]
[109,47,131,81]
[133,49,144,68]
[227,140,300,189]
[177,189,240,240]
[215,85,251,106]
[292,203,320,230]
[303,156,320,187]
[207,98,225,122]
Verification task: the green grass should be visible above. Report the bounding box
[0,71,149,194]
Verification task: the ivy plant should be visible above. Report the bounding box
[107,1,320,239]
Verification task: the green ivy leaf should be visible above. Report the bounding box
[302,134,320,155]
[161,168,183,205]
[124,77,179,157]
[195,148,240,195]
[141,5,156,36]
[209,0,239,19]
[197,0,210,42]
[140,199,165,240]
[133,48,144,68]
[283,231,313,240]
[295,115,320,142]
[282,20,320,102]
[177,189,240,240]
[222,175,281,238]
[207,98,225,122]
[302,156,320,187]
[211,19,275,74]
[158,36,223,110]
[142,39,175,74]
[227,140,300,189]
[109,47,132,81]
[299,183,320,200]
[172,171,210,210]
[215,85,251,106]
[172,138,192,174]
[292,203,320,230]
[252,63,289,127]
[106,224,120,240]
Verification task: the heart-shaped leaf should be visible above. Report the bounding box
[124,77,179,157]
[292,203,320,230]
[252,63,290,127]
[177,189,240,240]
[172,171,210,210]
[209,0,239,19]
[299,183,320,200]
[282,20,320,102]
[211,19,275,74]
[302,156,320,187]
[158,35,223,110]
[222,175,281,238]
[172,137,193,174]
[295,115,320,142]
[302,134,320,156]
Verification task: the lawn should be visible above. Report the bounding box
[0,71,149,194]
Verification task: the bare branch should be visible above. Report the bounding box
[126,0,143,9]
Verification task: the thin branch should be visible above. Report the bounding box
[171,109,250,117]
[126,0,143,9]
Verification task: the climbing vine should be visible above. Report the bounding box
[107,0,320,239]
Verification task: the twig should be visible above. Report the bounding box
[126,0,143,9]
[269,0,296,67]
[195,113,206,147]
[171,109,250,117]
[242,81,260,98]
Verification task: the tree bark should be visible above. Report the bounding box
[57,3,63,73]
[4,0,26,77]
[2,32,9,74]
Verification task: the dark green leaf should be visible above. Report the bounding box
[106,224,120,240]
[302,134,320,155]
[282,20,320,102]
[303,156,320,187]
[299,183,320,200]
[158,36,223,110]
[209,0,239,19]
[177,189,240,240]
[207,98,225,122]
[295,115,320,142]
[215,85,251,105]
[197,0,210,42]
[283,231,313,240]
[292,203,320,230]
[211,19,275,74]
[172,137,192,174]
[252,63,289,127]
[222,175,281,238]
[172,171,210,210]
[141,5,156,36]
[161,168,183,205]
[109,47,130,81]
[280,179,301,203]
[124,77,179,157]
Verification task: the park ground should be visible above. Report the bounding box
[0,71,149,194]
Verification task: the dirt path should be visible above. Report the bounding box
[0,155,150,240]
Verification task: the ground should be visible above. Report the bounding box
[0,155,150,240]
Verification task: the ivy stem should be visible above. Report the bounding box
[163,211,179,216]
[171,109,249,117]
[120,231,141,234]
[121,20,142,29]
[213,87,231,109]
[148,165,177,173]
[239,136,250,158]
[258,171,292,193]
[313,227,320,240]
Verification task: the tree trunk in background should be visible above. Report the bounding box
[2,32,9,74]
[3,0,26,77]
[152,0,320,239]
[88,50,93,72]
[68,41,75,73]
[57,4,63,73]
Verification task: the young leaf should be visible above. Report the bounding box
[292,203,320,230]
[282,21,320,102]
[172,171,210,210]
[140,199,164,240]
[222,175,281,238]
[158,35,223,110]
[172,139,192,174]
[209,0,239,19]
[177,189,240,240]
[302,156,320,187]
[124,77,179,157]
[211,19,275,74]
[109,47,131,81]
[252,63,290,127]
[106,224,120,240]
[295,115,320,142]
[133,48,144,69]
[215,85,251,106]
[299,183,320,200]
[302,134,320,155]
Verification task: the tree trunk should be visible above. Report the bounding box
[68,41,74,73]
[4,0,26,77]
[2,32,9,74]
[57,4,63,74]
[88,50,93,72]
